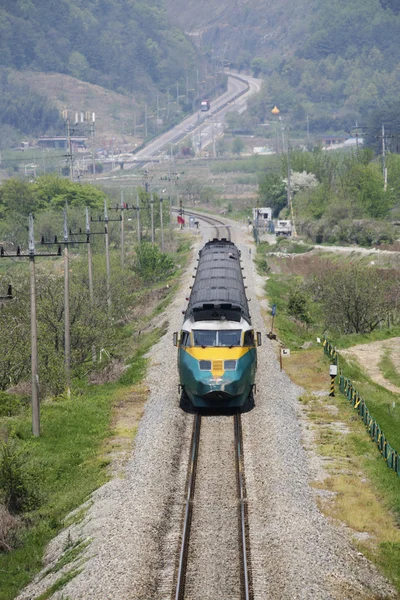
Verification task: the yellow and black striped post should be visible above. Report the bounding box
[329,364,337,397]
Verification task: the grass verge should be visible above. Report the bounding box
[379,349,400,388]
[256,244,400,594]
[0,312,174,600]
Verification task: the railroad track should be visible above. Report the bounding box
[174,413,252,600]
[171,208,231,241]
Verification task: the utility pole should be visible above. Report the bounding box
[29,216,40,436]
[382,123,387,192]
[42,211,89,393]
[150,193,155,243]
[136,190,141,243]
[286,131,297,238]
[63,209,71,394]
[120,189,125,267]
[0,217,61,436]
[160,196,164,252]
[287,134,292,211]
[91,112,96,180]
[66,120,73,182]
[86,207,94,307]
[104,200,111,312]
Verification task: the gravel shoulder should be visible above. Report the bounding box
[16,221,398,600]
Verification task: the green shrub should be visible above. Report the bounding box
[133,242,175,283]
[0,442,40,514]
[287,289,312,324]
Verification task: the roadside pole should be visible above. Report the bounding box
[104,200,111,312]
[1,215,62,436]
[29,215,40,436]
[150,193,155,243]
[160,196,164,252]
[86,208,96,363]
[63,209,71,394]
[136,190,141,243]
[120,189,125,268]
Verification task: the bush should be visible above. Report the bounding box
[0,392,25,417]
[133,242,175,283]
[297,218,395,247]
[0,442,40,514]
[0,504,20,552]
[287,289,312,324]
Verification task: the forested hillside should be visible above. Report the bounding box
[0,0,197,92]
[169,0,400,134]
[0,0,200,141]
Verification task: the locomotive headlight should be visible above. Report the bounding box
[199,360,212,371]
[224,360,237,370]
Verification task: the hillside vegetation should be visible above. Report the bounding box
[169,0,400,134]
[0,0,197,93]
[0,0,200,142]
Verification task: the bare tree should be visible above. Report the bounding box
[310,263,394,334]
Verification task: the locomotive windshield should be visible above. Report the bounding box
[193,329,242,347]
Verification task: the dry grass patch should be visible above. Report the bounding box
[282,348,331,392]
[323,474,400,545]
[103,383,149,475]
[301,389,400,573]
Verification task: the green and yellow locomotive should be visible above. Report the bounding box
[174,239,260,413]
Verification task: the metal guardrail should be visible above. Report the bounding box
[323,338,399,477]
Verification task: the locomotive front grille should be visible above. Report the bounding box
[212,359,224,373]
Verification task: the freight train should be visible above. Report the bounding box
[174,239,260,413]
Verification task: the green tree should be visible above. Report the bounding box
[68,51,89,80]
[343,162,391,218]
[258,172,287,216]
[250,57,269,77]
[232,137,245,155]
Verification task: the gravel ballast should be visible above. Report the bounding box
[16,222,398,600]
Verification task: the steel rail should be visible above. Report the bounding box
[175,413,201,600]
[234,413,252,600]
[171,208,231,240]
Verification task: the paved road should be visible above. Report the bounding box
[121,73,261,169]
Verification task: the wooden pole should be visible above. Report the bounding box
[120,189,125,267]
[150,193,155,243]
[104,200,111,312]
[86,207,96,363]
[29,215,40,436]
[63,209,71,394]
[136,190,141,243]
[160,197,164,252]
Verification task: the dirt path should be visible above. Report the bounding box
[341,338,400,394]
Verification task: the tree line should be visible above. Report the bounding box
[258,147,400,246]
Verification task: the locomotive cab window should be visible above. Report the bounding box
[180,331,191,347]
[193,329,241,347]
[243,330,255,347]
